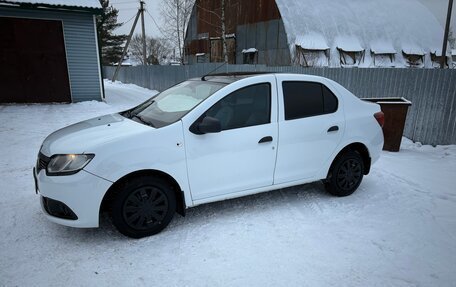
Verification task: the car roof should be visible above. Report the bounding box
[189,72,330,85]
[188,72,272,84]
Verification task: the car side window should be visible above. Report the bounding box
[206,83,271,131]
[322,85,338,113]
[282,81,338,120]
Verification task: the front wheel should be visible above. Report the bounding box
[111,176,176,238]
[324,151,364,197]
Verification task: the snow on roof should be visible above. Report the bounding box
[335,36,363,52]
[371,41,396,54]
[0,0,101,9]
[431,48,452,57]
[295,33,329,50]
[275,0,445,67]
[402,44,425,56]
[242,48,258,53]
[195,53,206,56]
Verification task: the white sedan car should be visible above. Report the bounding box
[34,73,384,238]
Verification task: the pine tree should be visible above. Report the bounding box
[96,0,127,65]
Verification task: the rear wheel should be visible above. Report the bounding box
[111,176,176,238]
[324,151,364,197]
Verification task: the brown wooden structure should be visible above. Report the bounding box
[184,0,290,65]
[184,0,449,68]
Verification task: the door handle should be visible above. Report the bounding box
[258,136,273,143]
[327,126,339,133]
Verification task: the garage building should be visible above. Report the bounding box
[0,0,103,103]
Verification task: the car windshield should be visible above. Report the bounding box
[123,80,226,128]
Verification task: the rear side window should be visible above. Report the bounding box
[323,85,338,113]
[282,81,338,120]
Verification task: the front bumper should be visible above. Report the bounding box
[35,168,112,228]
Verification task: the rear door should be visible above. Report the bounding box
[182,76,278,201]
[274,75,345,184]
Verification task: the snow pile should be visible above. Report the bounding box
[335,35,364,52]
[371,41,396,55]
[1,0,101,9]
[275,0,446,68]
[295,33,329,50]
[1,82,456,286]
[431,48,452,56]
[370,41,397,67]
[242,48,258,54]
[402,44,426,56]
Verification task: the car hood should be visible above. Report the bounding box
[40,114,153,156]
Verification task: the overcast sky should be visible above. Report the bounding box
[110,0,163,38]
[110,0,456,38]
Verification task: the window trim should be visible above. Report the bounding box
[197,82,272,132]
[321,84,339,114]
[282,81,339,121]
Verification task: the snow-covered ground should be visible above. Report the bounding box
[1,81,455,286]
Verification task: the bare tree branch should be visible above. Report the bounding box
[130,34,173,65]
[161,0,195,63]
[197,16,223,32]
[196,4,222,20]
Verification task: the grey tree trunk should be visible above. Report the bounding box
[176,1,183,63]
[221,0,228,63]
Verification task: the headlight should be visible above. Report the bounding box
[47,154,95,176]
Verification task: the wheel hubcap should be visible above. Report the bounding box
[122,186,169,230]
[336,159,362,191]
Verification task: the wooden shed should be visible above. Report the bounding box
[0,0,103,103]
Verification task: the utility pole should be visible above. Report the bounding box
[112,9,141,81]
[441,0,454,68]
[112,1,149,81]
[140,0,147,65]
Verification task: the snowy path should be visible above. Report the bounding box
[1,81,455,286]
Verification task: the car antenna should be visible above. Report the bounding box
[201,61,228,81]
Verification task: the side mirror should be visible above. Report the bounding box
[192,116,221,134]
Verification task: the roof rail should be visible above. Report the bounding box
[201,71,272,81]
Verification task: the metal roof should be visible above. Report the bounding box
[275,0,446,67]
[0,0,102,11]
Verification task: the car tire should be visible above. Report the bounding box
[324,150,364,197]
[111,176,176,238]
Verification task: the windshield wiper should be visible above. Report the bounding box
[132,115,155,128]
[122,110,132,118]
[122,100,155,118]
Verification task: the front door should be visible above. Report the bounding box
[183,77,278,201]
